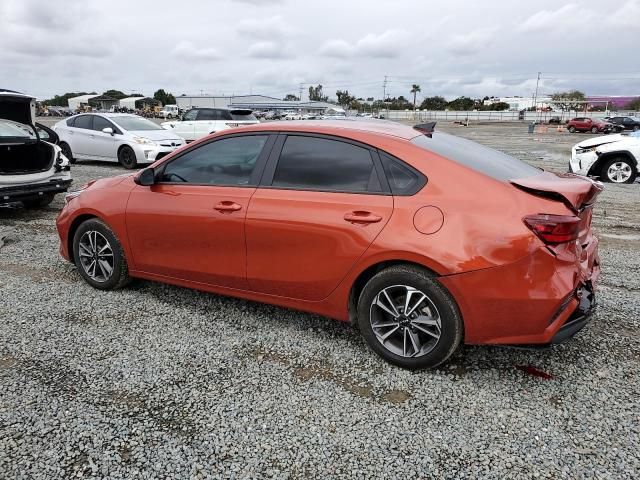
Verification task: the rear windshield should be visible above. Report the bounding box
[411,132,542,181]
[0,119,36,139]
[230,110,257,121]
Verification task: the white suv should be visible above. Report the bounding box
[0,90,72,208]
[161,108,259,142]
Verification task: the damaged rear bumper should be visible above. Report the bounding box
[549,283,596,344]
[0,177,73,204]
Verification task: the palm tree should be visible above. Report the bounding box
[411,84,421,111]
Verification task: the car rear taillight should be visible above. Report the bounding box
[523,214,581,245]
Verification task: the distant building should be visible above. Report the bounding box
[175,94,336,113]
[68,94,99,110]
[587,95,639,109]
[484,96,552,111]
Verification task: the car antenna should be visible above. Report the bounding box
[413,122,436,137]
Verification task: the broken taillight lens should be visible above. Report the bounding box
[523,214,581,245]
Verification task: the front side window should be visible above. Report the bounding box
[272,136,380,193]
[73,115,92,129]
[182,110,198,121]
[92,116,114,132]
[160,135,268,185]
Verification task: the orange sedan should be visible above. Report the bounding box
[56,120,602,369]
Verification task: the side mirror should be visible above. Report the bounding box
[135,167,155,186]
[102,127,114,135]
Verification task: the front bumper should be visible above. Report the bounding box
[1,177,72,204]
[131,143,183,164]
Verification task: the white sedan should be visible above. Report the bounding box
[569,132,640,184]
[54,114,185,169]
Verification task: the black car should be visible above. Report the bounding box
[606,116,640,131]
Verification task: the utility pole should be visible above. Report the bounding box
[533,72,541,111]
[382,75,388,117]
[299,83,304,102]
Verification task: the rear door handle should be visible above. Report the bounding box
[344,211,382,224]
[214,201,242,213]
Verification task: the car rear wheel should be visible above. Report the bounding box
[568,126,576,133]
[591,126,599,134]
[73,218,130,290]
[634,125,639,132]
[118,145,138,169]
[60,142,75,164]
[22,194,55,209]
[357,265,463,370]
[602,157,636,184]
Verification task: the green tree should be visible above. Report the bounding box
[625,97,640,110]
[283,94,299,101]
[447,96,475,111]
[420,96,448,110]
[490,101,510,111]
[102,89,127,99]
[41,92,97,107]
[308,84,328,102]
[336,90,355,108]
[153,89,176,106]
[551,90,586,111]
[410,84,421,111]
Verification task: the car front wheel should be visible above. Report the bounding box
[602,157,637,184]
[568,126,576,133]
[73,218,131,290]
[118,145,138,169]
[357,265,463,370]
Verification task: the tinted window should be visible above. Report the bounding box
[73,115,92,129]
[412,132,541,181]
[182,109,198,121]
[66,117,76,127]
[196,109,223,121]
[272,136,379,193]
[92,116,113,132]
[160,135,267,186]
[230,110,257,121]
[379,153,425,195]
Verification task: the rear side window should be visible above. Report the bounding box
[272,136,380,193]
[379,152,426,195]
[196,109,221,121]
[73,115,92,129]
[412,132,541,181]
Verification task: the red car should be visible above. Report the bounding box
[56,121,602,369]
[567,117,615,134]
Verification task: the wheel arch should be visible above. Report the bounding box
[347,260,440,326]
[66,213,100,264]
[588,150,638,177]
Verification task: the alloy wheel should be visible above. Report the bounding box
[607,162,633,183]
[78,230,115,282]
[369,285,441,358]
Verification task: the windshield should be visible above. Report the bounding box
[230,111,257,121]
[412,132,542,181]
[0,119,36,139]
[111,116,163,131]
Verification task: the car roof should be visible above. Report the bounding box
[231,119,423,141]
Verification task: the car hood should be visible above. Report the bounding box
[128,129,184,141]
[575,133,626,148]
[0,90,36,126]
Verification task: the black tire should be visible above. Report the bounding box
[568,126,576,133]
[634,125,639,132]
[60,142,75,164]
[118,145,138,169]
[601,157,637,184]
[591,126,599,134]
[22,193,55,209]
[72,218,131,290]
[356,265,463,370]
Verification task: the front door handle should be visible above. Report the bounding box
[344,211,382,224]
[214,201,242,213]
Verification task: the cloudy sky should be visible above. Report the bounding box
[1,0,639,102]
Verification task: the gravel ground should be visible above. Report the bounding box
[1,121,639,479]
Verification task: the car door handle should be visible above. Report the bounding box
[344,211,382,224]
[214,201,242,213]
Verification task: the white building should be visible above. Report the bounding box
[67,94,99,111]
[175,94,336,113]
[484,96,552,111]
